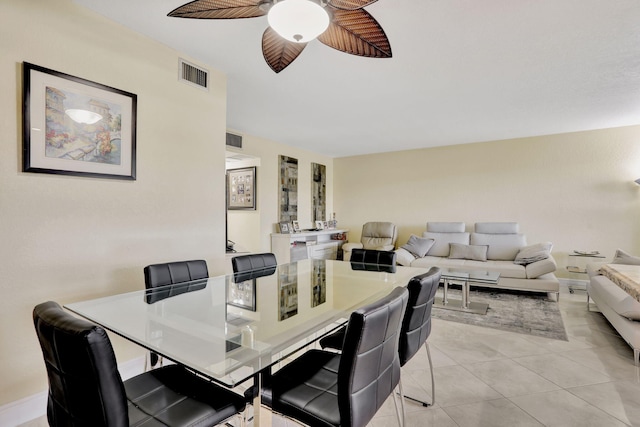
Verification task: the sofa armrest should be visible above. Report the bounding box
[586,261,607,278]
[395,248,416,266]
[342,242,363,261]
[525,256,557,279]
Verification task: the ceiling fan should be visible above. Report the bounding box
[168,0,392,73]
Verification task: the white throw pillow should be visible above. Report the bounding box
[514,242,553,266]
[611,249,640,266]
[448,243,488,261]
[401,235,435,258]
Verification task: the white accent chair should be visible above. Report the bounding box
[342,221,398,261]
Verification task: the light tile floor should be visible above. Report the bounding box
[22,284,640,427]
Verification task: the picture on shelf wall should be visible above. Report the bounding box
[311,162,326,222]
[227,167,256,210]
[22,62,137,180]
[311,261,326,307]
[226,277,257,311]
[292,220,300,232]
[279,263,298,321]
[315,220,324,230]
[279,155,298,222]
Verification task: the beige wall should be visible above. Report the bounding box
[0,0,229,404]
[227,132,335,254]
[335,126,640,274]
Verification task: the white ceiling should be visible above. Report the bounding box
[74,0,640,158]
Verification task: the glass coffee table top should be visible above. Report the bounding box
[437,268,501,315]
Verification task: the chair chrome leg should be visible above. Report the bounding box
[634,348,639,366]
[391,383,404,427]
[399,342,435,407]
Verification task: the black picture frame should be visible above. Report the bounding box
[227,166,257,210]
[22,62,137,180]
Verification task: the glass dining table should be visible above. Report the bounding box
[65,258,427,426]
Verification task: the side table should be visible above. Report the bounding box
[566,251,606,293]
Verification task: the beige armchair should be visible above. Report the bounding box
[342,222,398,261]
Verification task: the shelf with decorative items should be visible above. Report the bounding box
[566,250,606,293]
[271,228,349,264]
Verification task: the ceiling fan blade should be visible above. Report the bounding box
[262,27,307,73]
[328,0,379,11]
[318,9,392,58]
[168,0,266,19]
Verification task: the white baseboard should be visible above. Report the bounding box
[0,356,145,426]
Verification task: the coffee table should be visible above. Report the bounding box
[437,268,500,315]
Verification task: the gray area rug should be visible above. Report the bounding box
[432,287,568,341]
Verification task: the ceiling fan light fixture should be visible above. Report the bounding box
[267,0,330,43]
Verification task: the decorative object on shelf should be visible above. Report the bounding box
[227,166,256,210]
[279,155,298,222]
[573,250,600,256]
[22,62,137,180]
[167,0,392,73]
[328,212,337,229]
[292,220,300,232]
[279,221,291,234]
[315,220,324,230]
[311,162,326,223]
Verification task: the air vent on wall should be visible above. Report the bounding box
[178,58,208,90]
[226,133,243,149]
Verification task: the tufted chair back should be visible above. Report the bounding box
[361,222,398,250]
[338,286,408,427]
[144,260,209,304]
[350,248,397,273]
[33,301,129,427]
[399,267,441,366]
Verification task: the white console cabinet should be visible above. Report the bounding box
[271,229,348,264]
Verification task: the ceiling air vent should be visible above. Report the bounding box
[226,133,243,149]
[179,58,208,91]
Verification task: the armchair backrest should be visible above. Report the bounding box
[399,267,441,366]
[361,222,398,250]
[338,287,408,427]
[33,301,128,427]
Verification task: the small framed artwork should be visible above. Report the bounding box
[315,220,324,230]
[292,220,300,232]
[279,221,291,234]
[227,166,256,210]
[22,62,137,180]
[227,278,257,311]
[323,221,328,229]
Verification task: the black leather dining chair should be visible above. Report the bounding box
[349,248,397,273]
[231,253,277,276]
[143,259,209,367]
[33,301,246,427]
[321,267,442,413]
[261,286,409,427]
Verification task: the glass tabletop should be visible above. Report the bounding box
[439,268,500,284]
[65,259,424,388]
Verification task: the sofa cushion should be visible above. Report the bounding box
[411,256,466,269]
[422,232,470,257]
[612,249,640,266]
[462,260,527,279]
[394,248,416,266]
[426,222,465,233]
[474,222,519,234]
[449,243,488,261]
[590,275,640,320]
[514,242,553,266]
[470,233,527,260]
[401,235,435,258]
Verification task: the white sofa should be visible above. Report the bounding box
[586,260,640,365]
[395,222,559,299]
